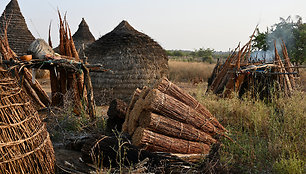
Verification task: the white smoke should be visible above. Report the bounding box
[266,16,296,54]
[250,16,297,63]
[250,50,275,63]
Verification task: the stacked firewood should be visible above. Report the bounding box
[122,77,226,154]
[207,30,255,97]
[207,32,298,98]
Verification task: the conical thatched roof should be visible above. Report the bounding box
[73,18,95,46]
[0,0,35,56]
[86,20,169,105]
[72,18,95,58]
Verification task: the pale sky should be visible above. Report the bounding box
[1,0,305,51]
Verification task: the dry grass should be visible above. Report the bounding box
[189,83,306,173]
[299,69,306,91]
[168,60,215,83]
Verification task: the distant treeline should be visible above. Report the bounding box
[167,48,229,63]
[168,16,306,65]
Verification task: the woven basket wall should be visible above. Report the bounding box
[0,69,55,174]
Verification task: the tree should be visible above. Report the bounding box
[193,48,214,62]
[292,22,306,64]
[172,50,184,57]
[252,28,268,51]
[166,50,185,57]
[266,16,296,52]
[252,16,305,64]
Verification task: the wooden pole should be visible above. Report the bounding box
[281,41,296,88]
[83,66,96,119]
[59,69,67,95]
[23,78,46,109]
[223,46,242,97]
[23,68,51,106]
[274,41,292,94]
[72,74,82,115]
[211,44,240,93]
[49,68,62,106]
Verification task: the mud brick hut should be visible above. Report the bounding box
[0,0,35,56]
[72,18,95,59]
[0,68,55,173]
[85,20,169,105]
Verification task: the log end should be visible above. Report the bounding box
[128,98,145,135]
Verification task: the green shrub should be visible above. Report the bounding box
[273,155,305,174]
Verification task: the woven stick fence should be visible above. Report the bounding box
[0,69,55,174]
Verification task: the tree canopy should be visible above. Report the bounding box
[253,16,306,64]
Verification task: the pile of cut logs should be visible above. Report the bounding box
[122,77,226,154]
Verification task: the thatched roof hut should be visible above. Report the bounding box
[0,0,35,56]
[85,20,169,105]
[0,68,55,173]
[72,18,95,58]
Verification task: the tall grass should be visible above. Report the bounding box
[194,84,305,173]
[169,60,215,82]
[169,61,305,172]
[299,69,306,91]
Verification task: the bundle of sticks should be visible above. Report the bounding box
[122,77,226,155]
[207,32,298,98]
[49,11,89,115]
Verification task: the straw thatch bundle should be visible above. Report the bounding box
[132,127,210,154]
[138,112,217,145]
[154,77,226,132]
[0,0,35,56]
[146,89,217,134]
[122,78,226,155]
[122,88,142,132]
[85,20,169,105]
[0,69,55,173]
[72,18,95,59]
